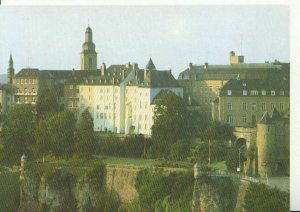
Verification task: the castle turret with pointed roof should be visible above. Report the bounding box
[80,25,97,70]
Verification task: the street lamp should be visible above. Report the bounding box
[208,140,211,165]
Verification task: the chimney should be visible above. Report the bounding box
[101,63,106,76]
[122,69,125,80]
[169,69,172,74]
[229,51,244,64]
[132,63,138,70]
[204,62,208,69]
[189,63,193,70]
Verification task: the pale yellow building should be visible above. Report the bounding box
[212,78,289,127]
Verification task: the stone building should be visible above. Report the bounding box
[177,51,289,118]
[212,78,289,127]
[255,109,289,177]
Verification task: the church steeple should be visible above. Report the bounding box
[7,54,15,84]
[80,25,97,70]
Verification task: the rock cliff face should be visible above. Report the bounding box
[19,165,139,212]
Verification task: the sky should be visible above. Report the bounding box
[0,6,290,78]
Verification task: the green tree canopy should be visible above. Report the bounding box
[204,121,235,141]
[151,91,189,143]
[2,104,36,155]
[36,88,60,121]
[74,108,97,157]
[35,111,76,157]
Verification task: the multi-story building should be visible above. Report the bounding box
[124,59,183,135]
[76,58,183,135]
[178,51,289,118]
[212,78,289,127]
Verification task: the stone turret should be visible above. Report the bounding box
[256,112,274,178]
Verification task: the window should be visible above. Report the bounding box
[17,79,20,84]
[280,103,284,111]
[24,88,27,94]
[271,90,276,96]
[100,113,103,119]
[25,79,28,84]
[227,90,232,95]
[105,106,108,110]
[21,79,24,84]
[226,115,233,123]
[262,103,266,111]
[271,103,275,110]
[25,97,28,103]
[227,103,232,111]
[32,97,36,102]
[243,90,247,96]
[32,88,35,93]
[29,79,32,84]
[242,103,247,111]
[251,103,257,111]
[97,105,100,110]
[250,90,258,95]
[96,113,99,119]
[280,90,284,96]
[242,115,247,123]
[33,79,36,84]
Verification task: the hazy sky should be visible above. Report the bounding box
[0,6,289,78]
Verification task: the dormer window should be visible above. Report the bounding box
[262,90,266,96]
[243,90,247,96]
[271,90,276,96]
[227,90,232,96]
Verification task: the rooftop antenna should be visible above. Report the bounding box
[240,34,243,55]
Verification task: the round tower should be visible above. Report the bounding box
[256,112,274,178]
[80,25,97,70]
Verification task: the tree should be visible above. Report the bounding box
[225,146,239,172]
[150,91,189,158]
[205,121,235,142]
[2,104,36,155]
[74,108,97,156]
[36,88,60,121]
[35,111,76,157]
[168,140,191,161]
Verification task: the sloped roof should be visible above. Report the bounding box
[259,112,272,124]
[219,78,289,97]
[178,62,289,81]
[15,68,40,78]
[145,58,156,70]
[271,108,282,121]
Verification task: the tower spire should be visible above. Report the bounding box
[7,54,15,84]
[80,26,97,70]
